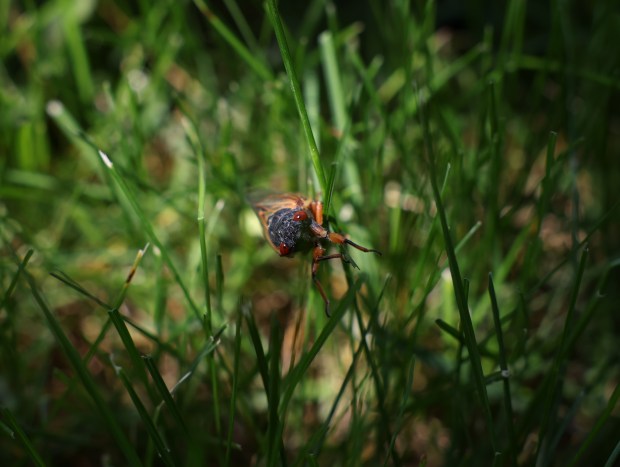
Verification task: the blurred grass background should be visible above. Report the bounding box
[1,0,619,465]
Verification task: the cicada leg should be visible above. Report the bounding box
[312,245,338,317]
[328,232,382,255]
[310,200,324,225]
[312,245,364,317]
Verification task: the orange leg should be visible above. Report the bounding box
[312,247,364,317]
[310,200,324,225]
[312,245,331,316]
[328,232,382,255]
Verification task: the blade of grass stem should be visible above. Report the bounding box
[435,319,464,344]
[221,0,260,53]
[280,281,359,414]
[192,0,272,81]
[0,407,46,467]
[143,355,189,436]
[108,308,154,400]
[245,306,269,395]
[197,150,213,334]
[488,274,517,467]
[24,270,143,466]
[193,131,223,441]
[604,439,620,467]
[266,317,284,467]
[568,382,620,467]
[418,84,499,454]
[266,0,328,196]
[112,358,176,467]
[244,307,287,464]
[225,309,243,466]
[384,355,416,466]
[171,325,225,394]
[97,149,204,328]
[49,270,110,308]
[352,299,400,465]
[301,339,366,462]
[0,249,33,311]
[535,246,588,465]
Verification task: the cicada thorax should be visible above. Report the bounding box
[266,207,322,256]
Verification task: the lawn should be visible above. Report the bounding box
[1,0,619,465]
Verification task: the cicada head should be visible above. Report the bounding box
[249,193,317,256]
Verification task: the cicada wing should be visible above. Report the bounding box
[249,192,307,222]
[247,191,310,251]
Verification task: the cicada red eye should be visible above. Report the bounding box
[293,210,308,222]
[278,243,291,256]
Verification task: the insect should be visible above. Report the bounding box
[251,193,381,316]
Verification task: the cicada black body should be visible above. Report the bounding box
[251,192,381,316]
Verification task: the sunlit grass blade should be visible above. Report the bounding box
[96,149,204,326]
[185,116,213,332]
[266,0,327,196]
[187,114,223,444]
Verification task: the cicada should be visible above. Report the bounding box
[251,193,381,316]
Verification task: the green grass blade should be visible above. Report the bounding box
[0,407,46,467]
[299,340,366,462]
[188,118,213,333]
[112,359,176,467]
[23,269,143,466]
[280,281,358,414]
[568,382,620,467]
[383,355,416,466]
[604,439,620,467]
[225,309,243,466]
[488,274,517,466]
[143,355,189,436]
[266,317,283,467]
[0,249,33,311]
[435,318,464,344]
[97,149,204,327]
[535,246,588,465]
[266,0,328,196]
[192,0,272,81]
[107,308,153,397]
[418,85,499,455]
